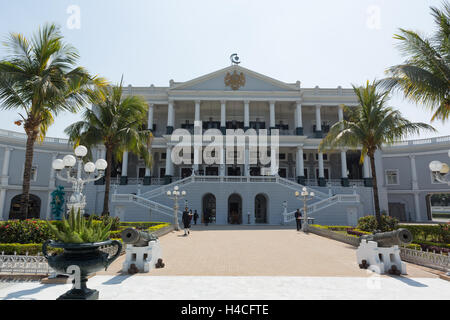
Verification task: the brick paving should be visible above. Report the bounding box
[98,225,438,278]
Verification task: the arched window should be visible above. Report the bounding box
[9,194,41,220]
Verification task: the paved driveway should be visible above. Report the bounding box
[99,225,437,278]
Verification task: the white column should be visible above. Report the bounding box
[244,146,249,177]
[165,146,173,176]
[195,100,201,122]
[220,147,225,177]
[414,193,421,221]
[341,151,348,178]
[410,155,418,190]
[244,100,250,129]
[296,101,303,128]
[221,100,226,129]
[145,147,153,176]
[122,151,129,177]
[167,100,174,132]
[296,147,304,178]
[269,101,276,129]
[363,155,370,178]
[1,147,11,177]
[315,104,322,132]
[148,104,154,130]
[0,147,11,220]
[338,104,344,122]
[318,152,325,178]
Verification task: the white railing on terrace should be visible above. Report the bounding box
[0,128,70,144]
[388,135,450,148]
[282,194,360,223]
[136,175,330,200]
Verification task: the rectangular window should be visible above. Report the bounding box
[161,153,166,160]
[138,167,146,178]
[30,166,38,181]
[385,170,399,185]
[315,153,328,161]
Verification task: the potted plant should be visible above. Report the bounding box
[43,208,122,300]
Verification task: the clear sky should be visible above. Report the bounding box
[0,0,448,139]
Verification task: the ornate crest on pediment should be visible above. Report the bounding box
[224,71,246,90]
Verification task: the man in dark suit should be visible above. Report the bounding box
[295,209,302,231]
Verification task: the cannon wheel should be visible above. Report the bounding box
[359,260,369,269]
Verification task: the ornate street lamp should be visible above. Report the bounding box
[52,145,107,215]
[167,186,186,231]
[429,150,450,185]
[295,187,315,232]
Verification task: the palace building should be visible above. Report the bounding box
[1,64,449,225]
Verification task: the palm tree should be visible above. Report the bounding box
[0,24,105,219]
[319,81,435,227]
[65,81,152,215]
[382,2,450,122]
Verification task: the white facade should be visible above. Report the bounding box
[1,65,449,224]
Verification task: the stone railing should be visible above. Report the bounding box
[0,252,55,275]
[282,194,361,223]
[308,226,449,272]
[0,129,70,145]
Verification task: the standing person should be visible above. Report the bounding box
[182,207,191,236]
[193,210,199,225]
[204,210,209,226]
[295,209,302,231]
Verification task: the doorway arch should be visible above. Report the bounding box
[255,193,268,224]
[9,194,41,220]
[202,193,216,224]
[228,193,242,224]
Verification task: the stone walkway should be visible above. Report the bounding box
[98,225,437,278]
[1,225,448,300]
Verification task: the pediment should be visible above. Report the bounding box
[171,65,299,92]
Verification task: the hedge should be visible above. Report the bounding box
[0,243,62,256]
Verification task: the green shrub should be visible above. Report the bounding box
[0,219,53,244]
[0,243,62,255]
[89,215,121,231]
[357,215,399,232]
[398,224,450,243]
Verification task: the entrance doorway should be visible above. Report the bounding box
[255,194,268,223]
[389,203,407,222]
[181,168,192,178]
[202,193,216,224]
[9,194,41,220]
[228,193,242,224]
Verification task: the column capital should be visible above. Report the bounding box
[269,100,276,105]
[316,104,322,109]
[220,100,227,105]
[296,100,303,105]
[244,100,250,105]
[338,104,345,110]
[409,154,416,160]
[195,100,201,104]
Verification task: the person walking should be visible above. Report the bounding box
[182,207,191,236]
[193,210,199,225]
[295,208,302,231]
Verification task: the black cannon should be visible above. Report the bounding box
[360,228,413,247]
[120,228,158,247]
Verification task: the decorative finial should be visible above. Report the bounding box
[230,53,241,65]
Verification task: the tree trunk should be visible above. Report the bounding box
[21,129,38,220]
[102,145,113,215]
[368,151,382,228]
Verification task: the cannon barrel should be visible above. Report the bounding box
[121,228,158,247]
[360,228,413,247]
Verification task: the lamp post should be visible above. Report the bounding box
[429,151,450,185]
[167,186,186,231]
[52,145,107,216]
[295,187,315,232]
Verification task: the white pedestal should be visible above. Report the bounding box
[122,240,163,273]
[356,240,407,275]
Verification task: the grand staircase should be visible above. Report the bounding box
[111,176,360,223]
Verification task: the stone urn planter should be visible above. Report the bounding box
[43,239,122,300]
